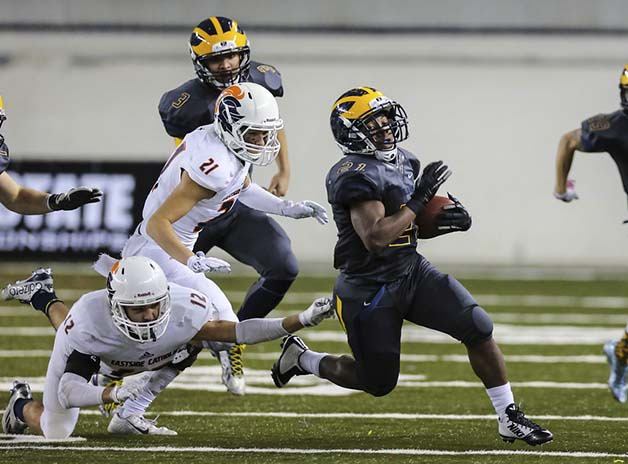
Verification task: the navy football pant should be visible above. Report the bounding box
[333,255,493,397]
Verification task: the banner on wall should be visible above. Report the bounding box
[0,160,164,260]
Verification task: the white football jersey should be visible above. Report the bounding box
[139,124,250,247]
[53,283,213,377]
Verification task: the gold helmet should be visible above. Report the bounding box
[330,87,409,162]
[620,64,628,111]
[189,16,251,88]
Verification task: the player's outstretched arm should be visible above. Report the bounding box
[192,297,332,344]
[238,182,328,224]
[554,128,581,202]
[0,172,102,215]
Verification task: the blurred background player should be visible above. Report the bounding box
[0,96,102,215]
[1,257,332,438]
[272,87,553,446]
[553,64,628,403]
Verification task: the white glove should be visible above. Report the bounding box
[110,382,142,404]
[298,297,334,327]
[554,179,579,202]
[281,200,329,224]
[187,251,231,274]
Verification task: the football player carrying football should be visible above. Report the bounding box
[554,64,628,403]
[1,257,332,438]
[272,87,553,446]
[158,18,300,390]
[0,96,102,215]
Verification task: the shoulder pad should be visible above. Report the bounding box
[182,128,236,192]
[582,112,612,132]
[326,156,383,206]
[158,79,219,138]
[248,61,284,97]
[169,283,213,330]
[0,145,9,174]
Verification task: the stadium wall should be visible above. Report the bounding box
[0,30,626,266]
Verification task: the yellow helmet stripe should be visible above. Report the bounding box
[621,64,628,87]
[209,16,223,35]
[335,88,386,120]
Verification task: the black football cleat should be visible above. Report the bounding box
[498,403,553,446]
[271,335,310,388]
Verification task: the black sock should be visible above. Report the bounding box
[237,278,294,321]
[31,290,62,315]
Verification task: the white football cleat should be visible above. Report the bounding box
[498,403,553,446]
[217,345,246,396]
[108,411,177,436]
[271,335,309,388]
[2,380,32,434]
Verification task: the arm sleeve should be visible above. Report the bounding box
[57,372,105,409]
[64,349,100,381]
[237,182,287,215]
[235,318,290,344]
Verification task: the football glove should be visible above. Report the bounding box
[553,179,578,202]
[298,297,334,327]
[406,160,452,215]
[281,200,329,224]
[187,251,231,274]
[47,186,103,211]
[0,136,8,159]
[435,192,472,232]
[110,382,142,404]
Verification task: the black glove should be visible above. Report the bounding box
[47,186,103,211]
[435,192,472,232]
[405,160,452,215]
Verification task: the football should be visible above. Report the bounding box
[414,195,454,239]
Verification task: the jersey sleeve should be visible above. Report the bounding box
[327,170,382,206]
[580,113,611,152]
[170,285,213,332]
[248,62,284,97]
[180,133,229,192]
[158,85,214,139]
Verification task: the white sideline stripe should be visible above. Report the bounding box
[0,445,624,459]
[0,350,607,364]
[9,289,628,309]
[0,324,620,345]
[0,434,85,443]
[75,411,628,422]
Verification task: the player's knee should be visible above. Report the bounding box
[266,251,299,282]
[462,306,494,346]
[42,414,76,439]
[359,356,399,397]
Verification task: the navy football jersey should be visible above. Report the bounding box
[326,148,421,283]
[158,61,284,139]
[0,141,9,174]
[580,110,628,195]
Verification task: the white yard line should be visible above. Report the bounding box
[0,349,607,364]
[0,444,623,459]
[0,324,621,344]
[72,410,628,422]
[5,290,628,309]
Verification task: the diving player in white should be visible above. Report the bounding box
[2,256,332,438]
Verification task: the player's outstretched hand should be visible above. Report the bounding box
[281,200,329,224]
[553,179,579,202]
[110,382,143,404]
[435,192,472,232]
[187,251,231,274]
[298,297,334,327]
[406,160,452,215]
[47,186,103,211]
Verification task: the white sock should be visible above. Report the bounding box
[298,350,327,377]
[118,367,179,417]
[486,382,514,417]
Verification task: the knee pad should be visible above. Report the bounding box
[265,251,299,282]
[358,354,399,397]
[463,306,494,346]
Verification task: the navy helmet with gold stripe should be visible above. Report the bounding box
[189,16,251,88]
[330,87,408,162]
[620,64,628,111]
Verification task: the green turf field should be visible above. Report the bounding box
[0,271,626,463]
